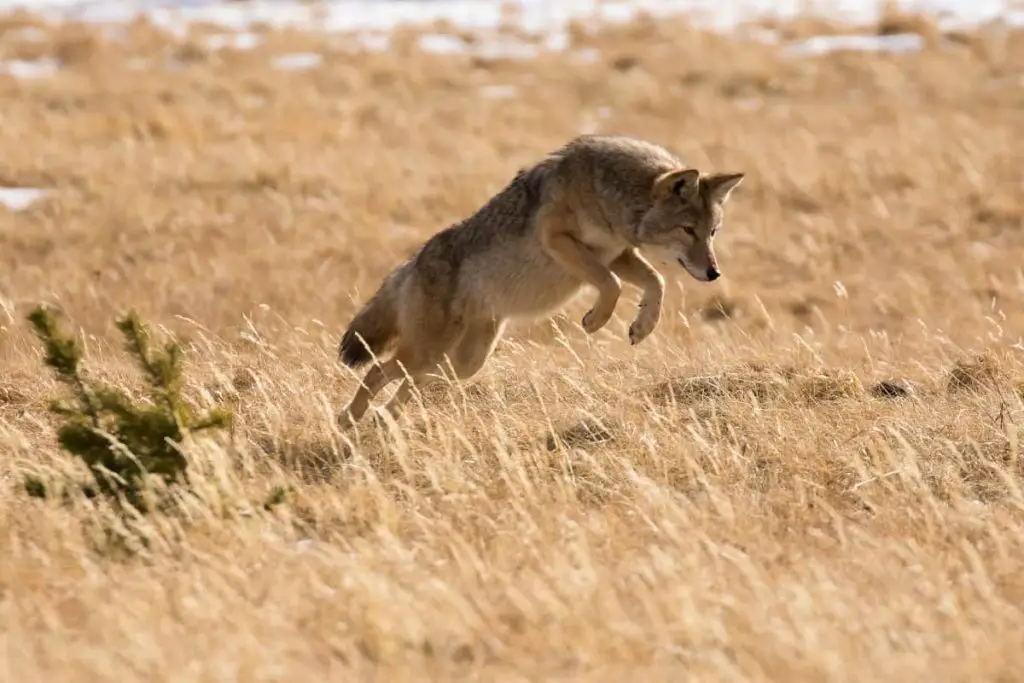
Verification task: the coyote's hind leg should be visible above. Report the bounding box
[381,317,506,420]
[337,358,407,429]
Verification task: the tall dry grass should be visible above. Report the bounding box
[1,6,1023,681]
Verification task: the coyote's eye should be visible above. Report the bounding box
[682,225,696,237]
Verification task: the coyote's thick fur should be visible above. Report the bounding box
[336,134,745,427]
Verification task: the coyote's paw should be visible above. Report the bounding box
[582,306,613,334]
[336,410,356,431]
[628,303,661,346]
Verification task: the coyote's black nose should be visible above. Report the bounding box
[706,266,721,281]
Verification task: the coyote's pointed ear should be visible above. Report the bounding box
[702,172,745,205]
[652,168,700,201]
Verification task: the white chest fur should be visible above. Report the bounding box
[575,217,631,265]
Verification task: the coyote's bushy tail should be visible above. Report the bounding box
[338,267,405,368]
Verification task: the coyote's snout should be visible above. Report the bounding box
[336,134,745,427]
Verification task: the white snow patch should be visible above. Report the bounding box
[203,31,261,51]
[272,51,323,70]
[782,32,925,57]
[417,32,547,59]
[0,0,1018,77]
[415,33,468,54]
[415,29,575,60]
[0,187,50,211]
[0,58,59,78]
[2,1,1020,37]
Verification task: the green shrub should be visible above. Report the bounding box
[25,304,232,514]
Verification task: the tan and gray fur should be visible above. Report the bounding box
[336,134,745,427]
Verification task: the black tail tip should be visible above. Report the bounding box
[338,331,372,368]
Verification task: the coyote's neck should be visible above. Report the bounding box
[617,198,655,247]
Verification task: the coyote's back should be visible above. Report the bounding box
[336,155,557,368]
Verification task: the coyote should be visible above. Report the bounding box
[336,134,744,427]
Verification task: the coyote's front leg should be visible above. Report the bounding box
[609,248,665,345]
[537,203,622,334]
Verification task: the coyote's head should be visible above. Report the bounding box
[636,168,744,282]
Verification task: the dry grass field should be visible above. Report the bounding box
[1,4,1023,680]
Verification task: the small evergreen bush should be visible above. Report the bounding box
[25,304,232,514]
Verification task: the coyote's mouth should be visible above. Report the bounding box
[677,257,708,282]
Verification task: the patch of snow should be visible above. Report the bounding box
[413,28,578,60]
[475,40,541,61]
[0,0,1019,80]
[0,187,50,211]
[415,33,467,54]
[417,32,552,59]
[272,51,323,70]
[203,31,261,51]
[1,1,1019,37]
[0,58,59,78]
[782,32,925,57]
